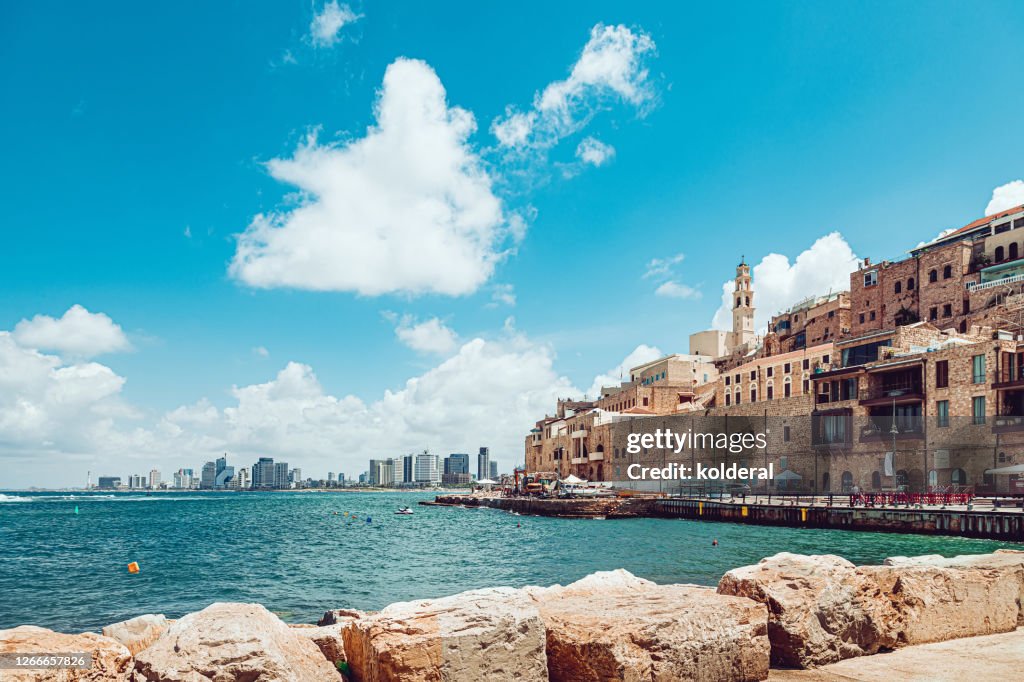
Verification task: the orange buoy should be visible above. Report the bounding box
[127,561,140,574]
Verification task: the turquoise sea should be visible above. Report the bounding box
[0,490,1017,632]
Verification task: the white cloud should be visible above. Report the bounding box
[309,1,360,48]
[586,344,662,398]
[491,23,656,153]
[711,233,858,333]
[575,137,615,167]
[230,58,515,296]
[252,346,270,358]
[655,281,701,300]
[986,180,1024,216]
[489,283,516,307]
[12,305,131,358]
[0,313,578,487]
[393,316,459,355]
[643,253,684,279]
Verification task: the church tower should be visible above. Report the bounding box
[731,258,755,349]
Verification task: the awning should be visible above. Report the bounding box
[984,464,1024,475]
[775,469,803,481]
[476,478,497,485]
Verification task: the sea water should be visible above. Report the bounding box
[0,490,1016,631]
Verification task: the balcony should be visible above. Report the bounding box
[994,365,1024,389]
[858,382,924,406]
[993,415,1024,434]
[571,429,588,439]
[570,457,586,465]
[859,422,924,442]
[588,452,604,461]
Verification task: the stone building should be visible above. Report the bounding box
[689,259,759,360]
[768,292,851,354]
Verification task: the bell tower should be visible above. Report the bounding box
[731,257,755,349]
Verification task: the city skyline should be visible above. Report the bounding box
[3,2,1024,487]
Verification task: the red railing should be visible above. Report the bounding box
[850,492,974,506]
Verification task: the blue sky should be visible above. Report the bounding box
[2,1,1023,487]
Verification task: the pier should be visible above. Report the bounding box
[426,493,1024,541]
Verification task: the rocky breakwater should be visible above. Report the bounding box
[426,494,660,518]
[717,549,1024,668]
[2,551,1022,680]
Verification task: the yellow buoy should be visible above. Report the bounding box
[127,561,140,574]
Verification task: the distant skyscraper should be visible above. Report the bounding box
[445,453,469,475]
[97,476,120,490]
[327,472,336,482]
[414,452,440,485]
[252,457,275,489]
[215,455,227,475]
[148,469,161,489]
[290,468,302,484]
[368,459,395,487]
[489,460,498,480]
[358,471,367,484]
[200,462,216,489]
[274,462,290,489]
[477,447,490,480]
[234,467,249,489]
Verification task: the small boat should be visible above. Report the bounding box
[395,506,414,515]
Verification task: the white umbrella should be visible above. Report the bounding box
[561,474,587,484]
[476,478,497,485]
[984,464,1024,475]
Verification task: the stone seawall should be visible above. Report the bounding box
[426,494,1024,541]
[2,550,1023,681]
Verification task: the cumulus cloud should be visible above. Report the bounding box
[12,305,131,358]
[230,58,515,297]
[575,137,615,167]
[711,233,859,333]
[986,180,1024,216]
[655,281,701,300]
[586,344,663,398]
[309,1,360,48]
[0,309,582,486]
[392,316,459,355]
[491,23,656,154]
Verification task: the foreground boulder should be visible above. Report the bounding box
[292,624,347,667]
[0,625,132,681]
[883,549,1024,624]
[132,603,338,681]
[102,615,167,656]
[525,569,769,682]
[718,552,1023,668]
[717,553,898,668]
[342,586,547,681]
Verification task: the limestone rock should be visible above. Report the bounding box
[131,602,339,681]
[319,608,365,627]
[102,615,167,656]
[883,549,1024,624]
[342,587,547,682]
[717,553,898,668]
[293,624,347,665]
[0,625,132,681]
[527,569,769,682]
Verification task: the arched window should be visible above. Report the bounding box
[896,469,909,489]
[928,269,938,283]
[871,471,881,490]
[907,277,915,291]
[766,382,774,400]
[951,468,967,485]
[750,387,756,403]
[745,296,750,306]
[928,470,937,488]
[943,264,952,279]
[996,246,1005,262]
[783,377,792,398]
[841,471,854,493]
[1011,243,1019,260]
[822,472,830,491]
[895,281,902,294]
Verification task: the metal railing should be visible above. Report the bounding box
[966,273,1024,292]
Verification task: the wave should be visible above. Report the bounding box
[0,494,32,503]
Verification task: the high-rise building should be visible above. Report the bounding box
[148,469,161,489]
[390,457,406,485]
[368,459,395,487]
[128,474,146,489]
[290,468,302,484]
[414,452,440,485]
[97,476,120,490]
[233,467,249,489]
[445,453,469,475]
[215,455,227,476]
[489,460,498,481]
[200,461,216,489]
[477,447,490,480]
[274,462,290,489]
[172,470,189,489]
[327,472,336,483]
[252,457,275,489]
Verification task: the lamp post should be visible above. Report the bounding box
[891,395,900,490]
